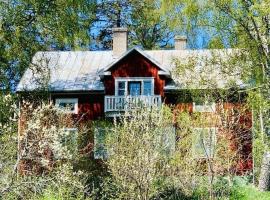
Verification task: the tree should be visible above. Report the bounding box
[93,0,172,50]
[0,0,96,91]
[162,0,270,190]
[104,106,175,200]
[169,50,253,199]
[162,0,270,76]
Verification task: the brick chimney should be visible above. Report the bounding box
[112,27,128,57]
[175,35,187,50]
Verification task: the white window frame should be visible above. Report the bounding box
[55,98,78,114]
[192,127,217,159]
[115,77,154,96]
[193,102,216,112]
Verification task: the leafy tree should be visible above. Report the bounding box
[162,0,270,190]
[104,106,175,200]
[0,0,96,91]
[162,0,270,81]
[93,0,172,49]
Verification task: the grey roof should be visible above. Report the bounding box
[17,51,114,92]
[16,48,245,92]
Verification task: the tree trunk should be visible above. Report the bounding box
[258,152,270,191]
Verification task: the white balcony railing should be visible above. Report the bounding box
[104,95,162,112]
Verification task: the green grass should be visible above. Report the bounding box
[230,184,270,200]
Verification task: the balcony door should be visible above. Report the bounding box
[128,81,141,96]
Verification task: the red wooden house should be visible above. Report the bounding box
[17,28,252,173]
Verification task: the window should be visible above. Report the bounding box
[128,81,141,96]
[193,102,216,112]
[115,78,154,96]
[118,81,126,96]
[55,98,78,114]
[58,128,78,156]
[143,80,152,95]
[159,126,176,155]
[94,128,108,159]
[192,128,216,158]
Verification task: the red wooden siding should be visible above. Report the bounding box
[104,51,166,96]
[222,103,253,174]
[171,101,252,174]
[52,93,104,121]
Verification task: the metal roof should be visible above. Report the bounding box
[16,48,245,92]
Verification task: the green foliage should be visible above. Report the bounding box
[162,0,270,84]
[1,163,87,200]
[0,93,17,132]
[94,0,172,49]
[0,0,96,90]
[231,183,270,200]
[104,106,174,200]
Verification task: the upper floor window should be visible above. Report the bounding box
[193,102,216,112]
[143,80,152,95]
[115,78,154,96]
[118,81,126,96]
[55,98,78,114]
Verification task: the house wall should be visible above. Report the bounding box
[103,51,166,96]
[170,101,252,174]
[51,93,105,121]
[18,92,104,174]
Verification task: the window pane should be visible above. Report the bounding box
[160,126,175,155]
[143,81,152,95]
[118,89,125,96]
[194,102,215,112]
[193,128,215,158]
[118,81,126,96]
[58,128,78,158]
[118,81,125,89]
[59,102,75,111]
[94,128,108,159]
[128,81,141,96]
[56,98,78,114]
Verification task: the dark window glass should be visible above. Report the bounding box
[118,81,126,96]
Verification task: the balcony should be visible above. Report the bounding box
[104,95,162,113]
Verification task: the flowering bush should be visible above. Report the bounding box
[19,103,78,173]
[0,101,90,199]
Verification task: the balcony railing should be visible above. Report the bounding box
[104,95,162,112]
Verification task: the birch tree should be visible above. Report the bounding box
[162,0,270,190]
